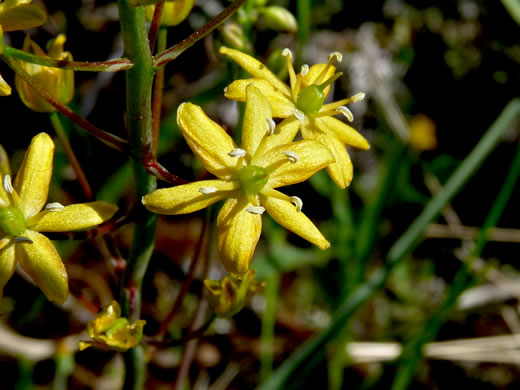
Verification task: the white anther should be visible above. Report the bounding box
[266,118,276,136]
[14,236,33,244]
[282,48,293,59]
[328,51,343,63]
[223,86,228,93]
[300,64,309,76]
[246,205,265,215]
[107,305,114,316]
[351,92,366,102]
[228,148,246,158]
[199,186,217,194]
[336,106,354,122]
[283,151,299,163]
[293,109,305,122]
[45,202,65,212]
[290,196,303,212]
[3,175,13,194]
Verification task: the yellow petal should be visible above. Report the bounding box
[27,201,118,232]
[177,103,238,179]
[302,63,336,97]
[220,47,291,97]
[0,3,47,32]
[17,230,68,304]
[143,180,238,215]
[261,192,329,249]
[0,241,16,299]
[0,73,11,96]
[255,140,334,188]
[316,116,370,150]
[224,79,295,117]
[302,125,353,188]
[217,196,262,277]
[242,85,272,157]
[14,133,54,218]
[253,116,301,159]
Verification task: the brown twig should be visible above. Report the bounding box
[148,1,165,54]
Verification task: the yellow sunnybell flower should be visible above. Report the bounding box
[143,85,333,277]
[78,301,146,352]
[0,0,47,32]
[144,0,195,27]
[221,46,370,188]
[0,133,118,304]
[15,34,74,112]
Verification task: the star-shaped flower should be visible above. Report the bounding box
[0,133,118,303]
[143,85,334,277]
[221,46,370,188]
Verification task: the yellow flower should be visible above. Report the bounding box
[143,85,333,277]
[221,46,370,188]
[78,301,146,352]
[409,114,437,151]
[0,133,118,304]
[15,34,74,112]
[0,0,47,32]
[144,0,195,27]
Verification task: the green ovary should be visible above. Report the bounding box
[0,206,26,236]
[238,165,269,196]
[296,85,325,115]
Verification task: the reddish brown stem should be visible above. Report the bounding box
[148,1,165,53]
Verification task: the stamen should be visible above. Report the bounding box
[246,205,265,215]
[290,196,303,212]
[300,64,309,76]
[3,175,13,194]
[266,118,276,136]
[45,202,65,212]
[282,48,292,59]
[14,236,33,244]
[223,86,228,93]
[293,109,305,122]
[351,92,365,102]
[328,51,343,63]
[283,151,299,163]
[228,148,247,158]
[336,106,354,122]
[283,48,297,94]
[199,186,217,194]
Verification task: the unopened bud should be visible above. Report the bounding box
[220,23,248,51]
[145,0,195,26]
[258,6,297,33]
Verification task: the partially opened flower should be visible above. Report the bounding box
[0,133,118,303]
[15,34,74,112]
[221,46,370,188]
[143,85,334,276]
[0,0,47,32]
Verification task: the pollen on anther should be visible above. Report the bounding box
[3,175,13,194]
[293,109,305,122]
[228,148,247,158]
[45,202,65,212]
[199,186,217,195]
[290,196,303,212]
[328,51,343,63]
[282,48,292,59]
[266,118,276,136]
[283,151,299,163]
[246,205,265,215]
[300,64,309,76]
[337,106,354,122]
[352,92,366,102]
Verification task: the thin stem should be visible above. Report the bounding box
[3,46,132,71]
[153,0,247,68]
[152,27,167,153]
[257,98,520,390]
[49,112,93,200]
[1,55,128,152]
[148,1,165,54]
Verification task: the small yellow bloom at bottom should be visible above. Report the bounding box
[78,301,146,352]
[409,114,437,151]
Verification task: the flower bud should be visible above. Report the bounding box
[145,0,195,27]
[0,0,47,32]
[15,35,74,112]
[409,114,437,151]
[258,6,297,33]
[220,23,248,51]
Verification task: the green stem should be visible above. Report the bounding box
[391,142,520,390]
[3,46,132,71]
[49,112,93,200]
[296,0,311,63]
[257,98,520,390]
[117,1,158,389]
[260,271,280,382]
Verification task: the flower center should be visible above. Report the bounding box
[0,206,26,236]
[238,165,269,196]
[296,85,325,115]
